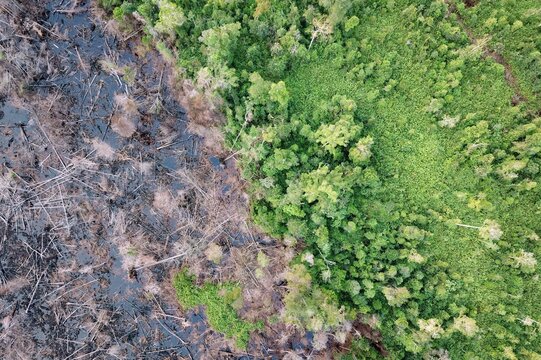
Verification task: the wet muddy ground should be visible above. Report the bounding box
[0,1,320,359]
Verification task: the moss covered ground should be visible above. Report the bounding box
[173,271,263,350]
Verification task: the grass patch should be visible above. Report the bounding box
[286,56,358,115]
[173,271,263,350]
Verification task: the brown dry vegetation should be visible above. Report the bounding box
[0,1,230,357]
[111,93,139,137]
[169,76,227,155]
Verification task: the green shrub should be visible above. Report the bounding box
[173,271,263,349]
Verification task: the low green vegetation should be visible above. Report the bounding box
[173,271,263,349]
[455,0,541,106]
[110,0,541,357]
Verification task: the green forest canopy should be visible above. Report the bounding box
[107,0,541,358]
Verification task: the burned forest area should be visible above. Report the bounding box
[2,0,541,359]
[0,1,306,359]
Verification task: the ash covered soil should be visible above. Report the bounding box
[0,1,314,359]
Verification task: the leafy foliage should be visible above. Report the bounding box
[173,271,263,349]
[109,0,541,357]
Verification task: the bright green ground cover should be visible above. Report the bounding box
[109,0,541,357]
[173,271,263,349]
[454,0,541,106]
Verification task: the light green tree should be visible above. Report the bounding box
[200,22,241,66]
[154,0,185,36]
[315,114,361,156]
[383,287,411,307]
[269,81,289,109]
